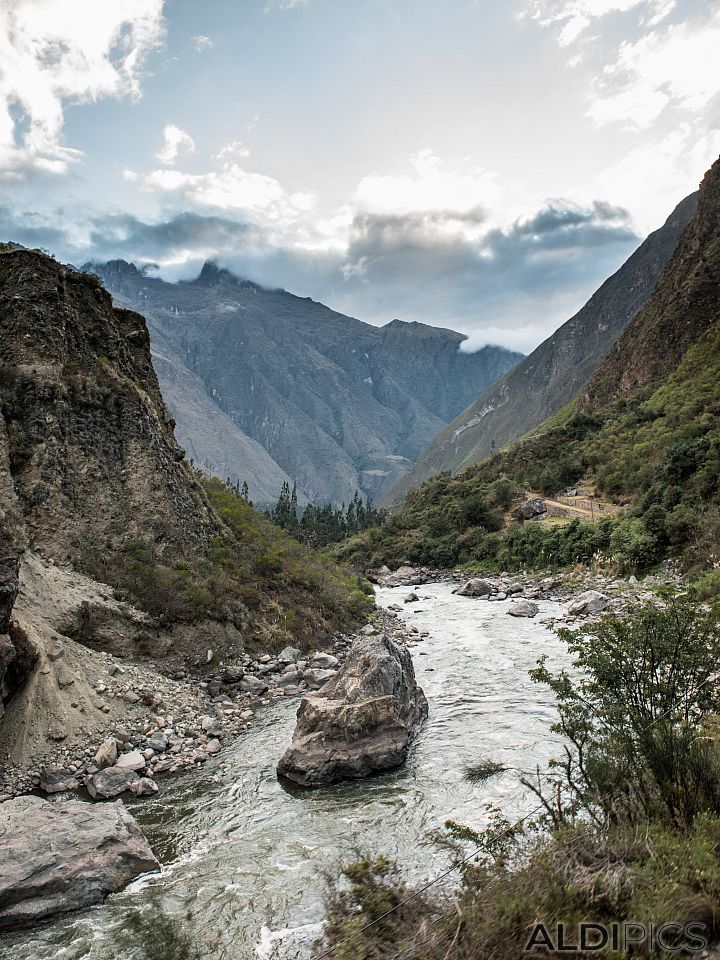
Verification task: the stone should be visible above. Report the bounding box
[404,592,420,603]
[277,634,428,787]
[277,669,302,687]
[310,652,340,670]
[278,646,302,664]
[303,668,337,690]
[514,498,548,521]
[239,675,269,696]
[506,600,539,618]
[453,578,493,598]
[129,777,158,797]
[85,766,141,800]
[220,665,244,683]
[123,691,141,704]
[39,766,78,794]
[0,796,158,929]
[144,737,167,753]
[205,739,221,755]
[566,590,608,616]
[93,738,118,770]
[115,750,146,771]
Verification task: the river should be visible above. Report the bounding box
[1,582,570,960]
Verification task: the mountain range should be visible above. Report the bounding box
[87,261,522,507]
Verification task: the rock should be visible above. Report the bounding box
[404,592,420,603]
[566,590,608,616]
[278,646,302,664]
[93,738,119,770]
[277,669,302,687]
[303,668,336,690]
[0,796,158,929]
[277,634,428,787]
[310,652,340,670]
[453,578,493,598]
[39,766,78,794]
[506,600,539,618]
[205,739,221,755]
[144,737,167,753]
[86,766,141,799]
[240,675,269,696]
[123,691,141,704]
[513,498,548,521]
[115,750,146,771]
[129,777,158,796]
[220,665,244,683]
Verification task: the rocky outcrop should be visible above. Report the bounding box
[383,190,698,505]
[0,544,35,722]
[513,498,548,521]
[0,796,158,929]
[277,634,428,786]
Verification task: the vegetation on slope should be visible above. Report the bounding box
[334,319,720,578]
[83,477,373,654]
[321,599,720,959]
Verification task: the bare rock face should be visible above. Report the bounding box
[0,796,159,929]
[277,634,428,787]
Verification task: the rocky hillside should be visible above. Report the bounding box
[87,260,522,506]
[338,155,720,576]
[383,191,698,506]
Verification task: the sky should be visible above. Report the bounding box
[0,0,719,353]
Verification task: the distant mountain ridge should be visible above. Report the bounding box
[87,260,522,505]
[382,190,699,506]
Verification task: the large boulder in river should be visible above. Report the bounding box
[453,578,493,598]
[0,796,159,929]
[277,634,428,787]
[506,600,539,618]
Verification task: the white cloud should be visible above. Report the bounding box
[192,34,213,52]
[214,140,250,163]
[597,124,720,231]
[0,0,164,178]
[156,123,195,164]
[588,12,720,128]
[354,149,500,235]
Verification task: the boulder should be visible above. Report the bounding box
[513,498,548,521]
[39,766,78,794]
[220,665,244,683]
[93,738,118,770]
[277,646,302,665]
[116,750,146,771]
[240,675,269,696]
[506,600,539,618]
[129,777,158,797]
[277,634,428,787]
[303,668,336,689]
[310,652,340,670]
[86,766,140,799]
[453,578,493,598]
[566,590,608,616]
[0,796,158,929]
[404,592,420,603]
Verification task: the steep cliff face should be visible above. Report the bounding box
[585,158,720,405]
[88,260,522,505]
[383,191,698,506]
[0,250,218,566]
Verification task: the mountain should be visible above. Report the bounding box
[382,191,698,506]
[87,260,522,506]
[337,154,720,574]
[0,248,366,662]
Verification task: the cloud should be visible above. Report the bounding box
[155,124,195,164]
[0,0,165,179]
[192,34,213,52]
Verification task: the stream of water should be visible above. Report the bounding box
[1,582,570,960]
